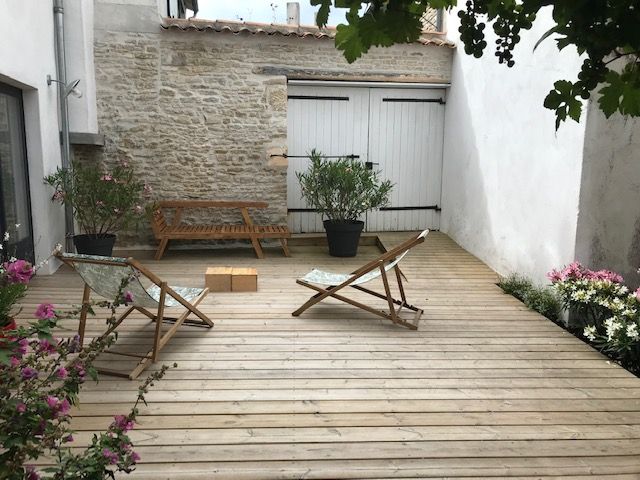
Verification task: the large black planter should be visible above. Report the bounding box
[323,220,364,257]
[73,234,116,256]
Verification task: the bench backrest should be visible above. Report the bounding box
[57,253,160,308]
[150,208,168,237]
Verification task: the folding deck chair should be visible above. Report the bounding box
[292,230,428,330]
[57,252,213,379]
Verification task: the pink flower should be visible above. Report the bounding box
[46,396,59,410]
[55,366,68,379]
[16,402,26,413]
[112,414,135,432]
[102,448,119,465]
[16,338,29,356]
[63,434,74,443]
[589,269,624,283]
[38,339,57,355]
[100,174,113,181]
[123,291,134,305]
[131,451,141,462]
[25,466,39,480]
[52,190,65,201]
[10,356,20,368]
[635,287,640,301]
[546,269,564,282]
[59,398,70,415]
[35,303,56,320]
[4,259,34,284]
[21,367,38,380]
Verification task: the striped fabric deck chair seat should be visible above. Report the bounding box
[292,230,428,330]
[57,252,213,379]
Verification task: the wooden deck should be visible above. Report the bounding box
[22,232,640,479]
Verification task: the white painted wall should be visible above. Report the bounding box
[0,0,65,273]
[440,7,588,285]
[65,0,98,134]
[575,81,640,287]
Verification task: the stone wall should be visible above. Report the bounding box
[87,4,452,246]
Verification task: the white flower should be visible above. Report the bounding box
[626,324,639,341]
[604,317,622,340]
[583,325,597,341]
[14,224,20,228]
[619,286,629,294]
[3,232,9,241]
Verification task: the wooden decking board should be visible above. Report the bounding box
[21,232,640,478]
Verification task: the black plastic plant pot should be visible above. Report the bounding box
[323,220,364,257]
[73,234,117,257]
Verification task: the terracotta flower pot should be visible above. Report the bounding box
[0,318,17,343]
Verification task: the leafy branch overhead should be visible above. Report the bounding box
[312,0,640,127]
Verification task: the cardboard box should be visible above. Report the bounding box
[231,267,257,292]
[205,267,233,292]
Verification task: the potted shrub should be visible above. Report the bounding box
[297,149,393,257]
[44,161,150,256]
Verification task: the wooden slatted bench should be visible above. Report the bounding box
[151,200,291,260]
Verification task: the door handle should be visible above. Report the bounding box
[365,161,379,170]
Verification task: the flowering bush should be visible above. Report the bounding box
[0,231,37,328]
[44,161,151,237]
[296,149,393,222]
[548,261,640,373]
[0,291,172,478]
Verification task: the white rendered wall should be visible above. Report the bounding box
[440,7,587,284]
[65,0,98,134]
[575,86,640,287]
[0,0,65,273]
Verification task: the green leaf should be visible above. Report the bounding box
[335,23,366,63]
[533,25,560,51]
[311,0,331,27]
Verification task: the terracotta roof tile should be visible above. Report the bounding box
[161,18,455,48]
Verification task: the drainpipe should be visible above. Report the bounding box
[53,0,75,250]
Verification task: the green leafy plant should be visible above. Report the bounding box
[296,149,393,222]
[312,0,640,128]
[498,273,561,324]
[44,161,151,237]
[0,275,173,479]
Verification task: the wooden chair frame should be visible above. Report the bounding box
[292,232,427,330]
[57,253,214,380]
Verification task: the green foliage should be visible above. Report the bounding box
[44,161,151,237]
[498,273,562,324]
[0,276,174,478]
[296,149,393,222]
[497,273,533,302]
[312,0,640,127]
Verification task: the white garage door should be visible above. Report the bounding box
[287,83,445,233]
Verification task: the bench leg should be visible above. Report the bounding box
[155,238,169,261]
[280,238,291,257]
[250,236,264,259]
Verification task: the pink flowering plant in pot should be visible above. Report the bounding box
[548,262,640,373]
[44,161,151,256]
[0,278,173,479]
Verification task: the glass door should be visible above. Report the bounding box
[0,82,34,262]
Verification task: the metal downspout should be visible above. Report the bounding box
[53,0,75,250]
